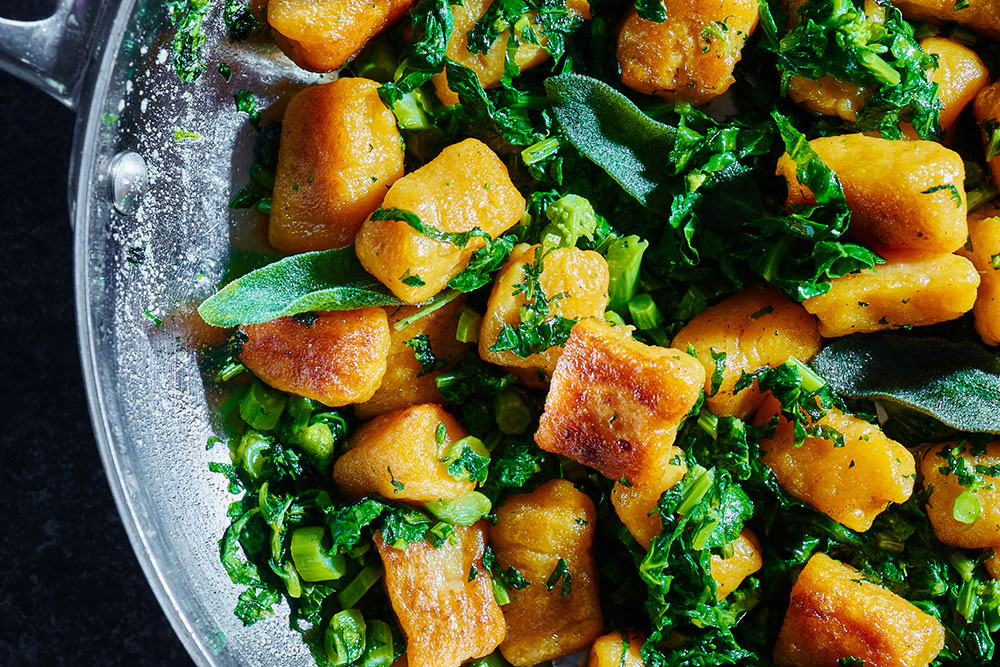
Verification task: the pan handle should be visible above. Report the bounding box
[0,0,113,109]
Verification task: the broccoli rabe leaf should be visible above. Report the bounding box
[405,334,445,376]
[383,0,456,95]
[450,234,517,293]
[736,358,846,447]
[165,0,211,84]
[760,0,941,139]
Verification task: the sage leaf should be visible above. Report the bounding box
[198,245,404,327]
[544,73,677,209]
[810,333,1000,434]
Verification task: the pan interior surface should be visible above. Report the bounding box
[75,2,331,664]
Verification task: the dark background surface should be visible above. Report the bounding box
[0,71,193,665]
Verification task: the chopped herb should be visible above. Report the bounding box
[544,558,572,596]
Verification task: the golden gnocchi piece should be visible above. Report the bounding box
[920,441,1000,549]
[671,285,822,419]
[616,0,759,104]
[491,479,603,666]
[355,297,469,420]
[611,452,687,550]
[355,138,526,304]
[890,0,1000,40]
[240,309,390,407]
[754,394,916,532]
[268,0,413,72]
[786,74,871,123]
[774,552,945,667]
[957,214,1000,346]
[920,37,991,133]
[269,79,404,253]
[535,318,706,487]
[479,244,609,384]
[333,404,474,503]
[710,529,763,600]
[777,134,967,254]
[589,631,646,667]
[974,81,1000,192]
[375,522,506,667]
[801,251,980,338]
[431,0,591,106]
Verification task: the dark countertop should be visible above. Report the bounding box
[0,74,192,665]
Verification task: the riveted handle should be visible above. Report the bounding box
[0,0,114,109]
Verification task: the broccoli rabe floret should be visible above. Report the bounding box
[542,195,598,248]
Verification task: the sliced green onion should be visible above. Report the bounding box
[440,435,491,482]
[337,564,384,609]
[957,578,981,622]
[426,492,493,525]
[606,236,649,312]
[467,652,512,667]
[325,609,367,666]
[235,430,271,480]
[521,136,559,166]
[677,467,714,516]
[355,38,397,82]
[290,527,348,582]
[254,197,272,214]
[456,307,483,343]
[215,361,245,382]
[628,293,664,330]
[646,327,670,347]
[604,310,626,327]
[788,356,825,393]
[391,90,432,130]
[953,490,982,525]
[491,578,511,605]
[239,381,287,431]
[494,388,532,435]
[697,410,719,440]
[950,551,977,582]
[289,422,336,466]
[359,619,395,667]
[967,183,997,212]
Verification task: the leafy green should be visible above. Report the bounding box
[229,122,281,213]
[544,558,572,596]
[234,89,262,130]
[810,334,1000,434]
[198,246,404,327]
[736,358,846,447]
[404,334,444,376]
[489,246,576,358]
[223,0,263,41]
[450,234,517,293]
[760,0,941,139]
[638,462,757,666]
[436,354,517,436]
[752,112,883,300]
[165,0,210,84]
